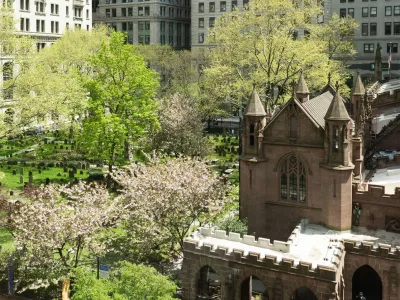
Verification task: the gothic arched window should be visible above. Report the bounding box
[332,125,339,152]
[280,155,307,203]
[249,123,255,146]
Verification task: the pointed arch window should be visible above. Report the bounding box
[280,155,307,203]
[249,123,255,146]
[332,125,339,152]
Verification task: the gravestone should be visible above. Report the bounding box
[80,170,84,175]
[57,172,62,176]
[44,138,48,144]
[45,178,50,185]
[63,165,68,173]
[29,171,33,184]
[12,169,16,175]
[19,174,23,184]
[19,168,24,176]
[69,170,74,179]
[9,191,13,196]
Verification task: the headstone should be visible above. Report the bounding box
[44,138,48,144]
[12,169,16,175]
[69,170,74,178]
[19,168,24,176]
[63,166,68,173]
[19,174,23,184]
[80,170,84,175]
[9,191,13,196]
[29,171,33,184]
[45,178,50,185]
[57,172,62,176]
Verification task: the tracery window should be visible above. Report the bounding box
[249,123,255,146]
[280,155,307,203]
[332,125,339,152]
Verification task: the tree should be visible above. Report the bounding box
[149,93,211,157]
[72,261,177,300]
[78,32,160,170]
[9,26,110,138]
[204,0,357,112]
[110,158,230,259]
[8,183,120,299]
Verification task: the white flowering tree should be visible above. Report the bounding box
[10,182,120,299]
[111,158,230,258]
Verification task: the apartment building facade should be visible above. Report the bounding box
[92,0,191,49]
[13,0,92,50]
[191,0,247,48]
[324,0,400,80]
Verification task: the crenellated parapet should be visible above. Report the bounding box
[343,239,400,260]
[353,183,400,206]
[184,219,344,282]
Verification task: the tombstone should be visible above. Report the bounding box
[12,169,16,175]
[9,191,13,196]
[57,172,62,176]
[19,167,24,176]
[44,138,48,144]
[45,178,50,185]
[69,170,74,179]
[63,165,68,173]
[29,171,33,184]
[20,174,23,184]
[80,170,84,175]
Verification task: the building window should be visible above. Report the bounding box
[209,17,215,28]
[364,43,374,53]
[35,0,44,13]
[220,1,226,12]
[199,18,204,28]
[370,23,377,36]
[145,7,150,16]
[50,4,59,15]
[340,0,345,3]
[280,155,307,203]
[361,23,368,36]
[122,22,127,31]
[395,6,400,16]
[385,22,392,35]
[348,8,354,18]
[121,7,126,17]
[232,0,237,10]
[388,43,398,53]
[20,18,30,31]
[198,33,204,43]
[138,7,143,16]
[20,0,29,11]
[340,8,346,18]
[385,6,392,16]
[209,2,215,12]
[199,2,204,12]
[394,22,400,35]
[128,8,133,16]
[370,7,377,17]
[362,7,368,17]
[66,6,69,17]
[36,19,45,32]
[51,21,59,33]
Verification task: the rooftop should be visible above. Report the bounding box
[377,79,400,95]
[368,166,400,194]
[186,219,400,269]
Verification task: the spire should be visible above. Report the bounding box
[375,42,382,61]
[296,71,309,94]
[244,86,267,116]
[325,82,351,121]
[352,71,365,96]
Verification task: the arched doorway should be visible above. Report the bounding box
[352,265,382,300]
[196,266,221,299]
[291,287,317,300]
[240,276,268,300]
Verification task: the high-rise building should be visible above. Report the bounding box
[191,0,247,49]
[11,0,92,50]
[323,0,400,80]
[92,0,191,49]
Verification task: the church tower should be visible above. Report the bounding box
[295,72,310,103]
[321,83,354,231]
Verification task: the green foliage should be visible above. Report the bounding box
[72,262,177,300]
[216,215,248,236]
[79,32,160,169]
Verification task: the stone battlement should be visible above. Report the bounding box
[343,239,400,260]
[353,183,400,206]
[198,220,304,253]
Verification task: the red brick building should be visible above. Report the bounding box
[181,73,400,300]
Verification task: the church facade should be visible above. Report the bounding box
[181,73,400,300]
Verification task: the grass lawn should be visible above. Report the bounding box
[0,227,14,252]
[0,166,89,189]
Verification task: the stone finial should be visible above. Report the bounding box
[244,86,267,117]
[295,71,310,103]
[352,71,365,96]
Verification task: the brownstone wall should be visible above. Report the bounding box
[376,125,400,151]
[344,241,400,300]
[352,184,400,230]
[181,247,338,300]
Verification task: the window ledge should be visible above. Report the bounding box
[265,200,321,210]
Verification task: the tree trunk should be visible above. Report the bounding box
[62,279,70,300]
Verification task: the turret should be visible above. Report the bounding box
[351,71,365,119]
[242,87,267,158]
[295,72,309,103]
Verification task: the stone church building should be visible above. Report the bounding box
[181,73,400,300]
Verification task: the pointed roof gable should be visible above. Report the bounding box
[296,72,309,94]
[244,87,267,116]
[325,83,351,121]
[352,72,365,96]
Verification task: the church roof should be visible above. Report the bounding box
[301,91,334,129]
[296,72,309,94]
[352,72,365,96]
[325,87,351,121]
[244,87,267,116]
